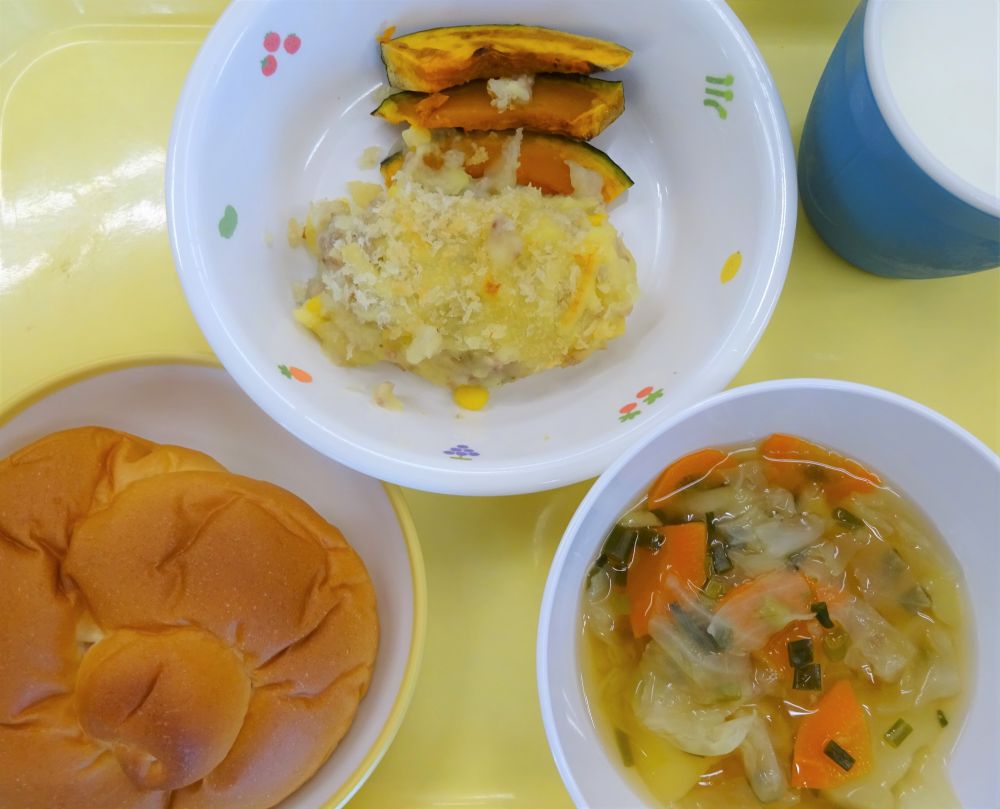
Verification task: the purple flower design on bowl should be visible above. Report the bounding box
[444,444,480,461]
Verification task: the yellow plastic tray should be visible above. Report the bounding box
[1,1,997,806]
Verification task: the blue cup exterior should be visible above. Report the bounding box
[798,1,1000,279]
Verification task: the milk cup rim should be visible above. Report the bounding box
[864,0,1000,219]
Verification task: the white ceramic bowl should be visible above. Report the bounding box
[537,379,999,809]
[167,0,795,495]
[0,363,426,809]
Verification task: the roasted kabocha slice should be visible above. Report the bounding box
[373,75,624,141]
[380,130,633,204]
[379,24,632,92]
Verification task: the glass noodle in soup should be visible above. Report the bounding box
[581,434,970,808]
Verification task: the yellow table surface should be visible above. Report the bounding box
[1,1,997,806]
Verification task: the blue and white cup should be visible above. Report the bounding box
[799,0,1000,279]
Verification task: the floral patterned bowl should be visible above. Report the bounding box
[166,0,795,495]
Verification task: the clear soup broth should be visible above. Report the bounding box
[581,434,970,808]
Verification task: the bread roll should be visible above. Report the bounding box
[0,426,223,555]
[0,696,169,809]
[76,627,252,791]
[0,427,223,724]
[0,427,379,809]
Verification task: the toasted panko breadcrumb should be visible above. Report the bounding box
[291,128,637,389]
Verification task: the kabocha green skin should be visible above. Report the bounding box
[379,24,632,92]
[379,132,633,203]
[379,151,404,177]
[371,75,625,141]
[375,25,634,195]
[570,140,634,191]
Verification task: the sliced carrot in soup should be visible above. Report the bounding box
[647,449,734,509]
[761,434,881,503]
[791,680,872,789]
[627,522,707,637]
[710,570,813,653]
[755,619,821,681]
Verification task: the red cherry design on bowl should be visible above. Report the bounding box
[261,54,277,76]
[263,31,280,52]
[284,33,301,54]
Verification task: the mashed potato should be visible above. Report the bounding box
[292,129,637,389]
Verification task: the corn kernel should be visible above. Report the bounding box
[588,213,607,226]
[453,385,489,411]
[303,295,324,316]
[293,305,324,332]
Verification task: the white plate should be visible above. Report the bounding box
[0,363,427,809]
[167,0,796,495]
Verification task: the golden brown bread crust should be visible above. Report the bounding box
[0,544,79,724]
[0,427,224,726]
[0,427,378,809]
[0,426,224,555]
[0,696,169,809]
[76,627,253,791]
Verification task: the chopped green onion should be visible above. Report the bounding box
[586,555,614,593]
[811,601,834,629]
[705,515,730,573]
[589,553,628,588]
[703,576,728,600]
[635,526,664,550]
[884,719,913,748]
[710,539,733,575]
[601,525,639,565]
[833,507,863,527]
[587,553,608,579]
[614,727,634,767]
[823,740,855,771]
[706,512,734,575]
[823,625,850,661]
[937,710,949,728]
[793,662,822,690]
[708,539,733,574]
[787,638,814,669]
